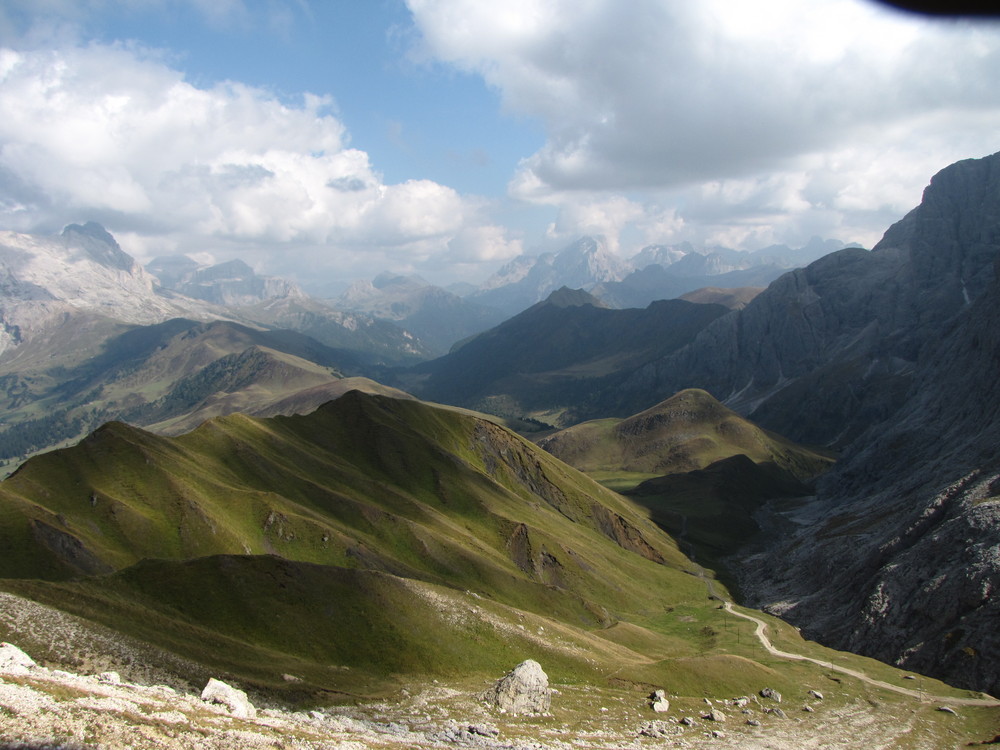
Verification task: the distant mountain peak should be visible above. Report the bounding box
[61,221,136,273]
[540,286,608,309]
[147,255,302,306]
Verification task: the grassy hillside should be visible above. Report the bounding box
[2,391,994,743]
[539,388,833,482]
[0,319,365,469]
[0,391,769,697]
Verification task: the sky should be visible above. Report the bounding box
[0,0,998,289]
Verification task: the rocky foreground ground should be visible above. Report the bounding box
[3,638,997,750]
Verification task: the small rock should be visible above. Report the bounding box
[703,697,712,705]
[201,677,257,719]
[468,724,500,738]
[680,716,696,726]
[765,706,787,719]
[808,689,824,700]
[282,673,303,683]
[803,704,815,712]
[711,729,725,739]
[708,710,726,722]
[732,697,749,708]
[903,675,916,680]
[747,718,761,726]
[98,671,121,685]
[0,642,36,675]
[937,706,958,715]
[638,720,672,738]
[760,687,782,703]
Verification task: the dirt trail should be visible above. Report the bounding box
[674,510,999,709]
[721,601,1000,707]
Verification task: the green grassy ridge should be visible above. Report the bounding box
[5,389,957,708]
[2,555,640,691]
[0,391,696,629]
[540,388,833,481]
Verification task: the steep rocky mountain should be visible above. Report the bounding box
[0,222,217,357]
[231,295,433,365]
[145,253,433,365]
[732,253,1000,697]
[593,238,852,310]
[404,289,727,424]
[468,236,849,318]
[0,226,439,466]
[592,262,789,310]
[336,272,505,354]
[148,257,303,306]
[606,152,1000,448]
[0,224,430,370]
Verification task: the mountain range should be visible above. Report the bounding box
[328,235,851,348]
[394,151,1000,698]
[0,149,999,733]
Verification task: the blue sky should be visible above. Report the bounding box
[1,1,999,288]
[87,1,544,194]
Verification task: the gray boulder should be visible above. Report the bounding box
[650,688,670,713]
[759,687,782,702]
[0,642,35,675]
[481,660,551,715]
[201,677,257,719]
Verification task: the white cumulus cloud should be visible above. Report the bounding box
[407,0,1000,251]
[0,41,520,281]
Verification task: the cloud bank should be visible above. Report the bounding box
[1,0,998,286]
[0,41,522,281]
[408,0,1000,250]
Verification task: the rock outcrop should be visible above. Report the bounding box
[0,641,36,675]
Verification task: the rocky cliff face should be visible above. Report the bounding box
[735,257,1000,696]
[612,152,1000,448]
[0,223,191,356]
[716,152,1000,697]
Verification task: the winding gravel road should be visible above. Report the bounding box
[721,600,1000,707]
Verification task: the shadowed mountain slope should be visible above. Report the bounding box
[732,255,1000,698]
[405,289,727,424]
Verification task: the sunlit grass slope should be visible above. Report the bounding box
[539,388,833,483]
[0,390,770,696]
